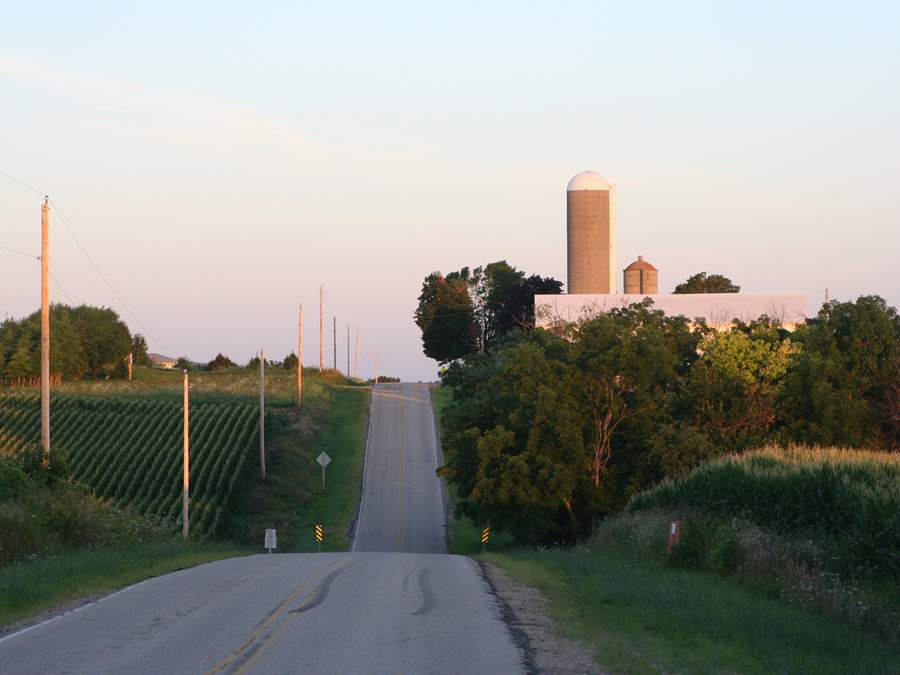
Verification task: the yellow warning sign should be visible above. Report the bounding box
[315,524,324,543]
[481,527,490,544]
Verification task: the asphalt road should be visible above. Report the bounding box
[0,384,524,674]
[353,382,447,554]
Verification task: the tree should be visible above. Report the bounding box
[674,272,740,294]
[440,332,592,543]
[207,353,237,371]
[176,357,195,372]
[438,299,707,542]
[780,296,900,447]
[282,352,298,370]
[69,306,132,375]
[495,274,563,335]
[571,300,702,495]
[414,272,477,363]
[687,325,796,451]
[0,304,144,381]
[131,334,151,366]
[245,355,268,370]
[415,262,563,364]
[5,335,37,379]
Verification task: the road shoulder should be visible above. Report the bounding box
[480,561,604,675]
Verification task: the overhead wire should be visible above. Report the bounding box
[0,242,76,304]
[0,243,38,259]
[47,199,168,353]
[1,168,167,352]
[0,169,44,197]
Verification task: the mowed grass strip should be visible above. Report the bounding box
[0,543,246,630]
[228,384,370,552]
[486,546,900,675]
[292,386,370,551]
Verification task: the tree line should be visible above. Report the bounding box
[0,304,149,381]
[419,266,900,544]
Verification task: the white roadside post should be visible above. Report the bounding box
[264,528,277,554]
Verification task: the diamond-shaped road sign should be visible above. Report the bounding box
[316,452,331,468]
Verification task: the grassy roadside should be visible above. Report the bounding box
[485,545,899,675]
[0,542,246,630]
[227,384,370,552]
[291,386,370,551]
[434,384,899,672]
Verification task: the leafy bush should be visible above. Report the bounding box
[0,465,166,566]
[0,458,28,498]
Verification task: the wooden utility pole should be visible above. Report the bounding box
[319,285,324,371]
[40,197,50,456]
[182,369,189,540]
[297,304,303,406]
[333,316,337,371]
[355,329,361,379]
[259,348,266,479]
[370,352,379,386]
[127,352,133,381]
[346,325,350,377]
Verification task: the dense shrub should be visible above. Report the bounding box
[0,455,165,566]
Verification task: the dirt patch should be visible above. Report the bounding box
[480,561,606,675]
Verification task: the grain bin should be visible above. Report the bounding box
[623,256,659,294]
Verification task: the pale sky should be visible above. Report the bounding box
[2,2,898,381]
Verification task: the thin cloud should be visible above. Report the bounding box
[0,54,304,147]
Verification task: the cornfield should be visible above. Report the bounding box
[0,393,258,536]
[627,445,900,576]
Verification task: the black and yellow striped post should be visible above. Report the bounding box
[481,526,490,552]
[315,523,324,552]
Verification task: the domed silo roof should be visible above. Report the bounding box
[567,170,611,191]
[624,255,657,271]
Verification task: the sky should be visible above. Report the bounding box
[1,1,898,381]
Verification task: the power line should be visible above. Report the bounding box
[0,168,169,354]
[0,243,38,259]
[0,243,76,304]
[0,169,45,197]
[48,271,76,304]
[48,199,169,354]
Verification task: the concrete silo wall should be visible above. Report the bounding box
[567,189,615,294]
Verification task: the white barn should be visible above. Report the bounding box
[535,293,809,331]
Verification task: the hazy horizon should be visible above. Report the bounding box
[2,2,898,381]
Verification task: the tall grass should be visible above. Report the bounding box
[628,445,900,577]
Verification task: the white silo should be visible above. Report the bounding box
[567,170,616,294]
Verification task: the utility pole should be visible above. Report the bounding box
[127,352,133,381]
[369,352,379,386]
[346,325,350,377]
[354,328,360,379]
[259,348,266,479]
[297,304,303,406]
[40,197,50,457]
[319,285,324,371]
[333,316,337,371]
[182,370,189,540]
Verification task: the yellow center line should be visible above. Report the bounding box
[205,558,344,675]
[234,561,348,675]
